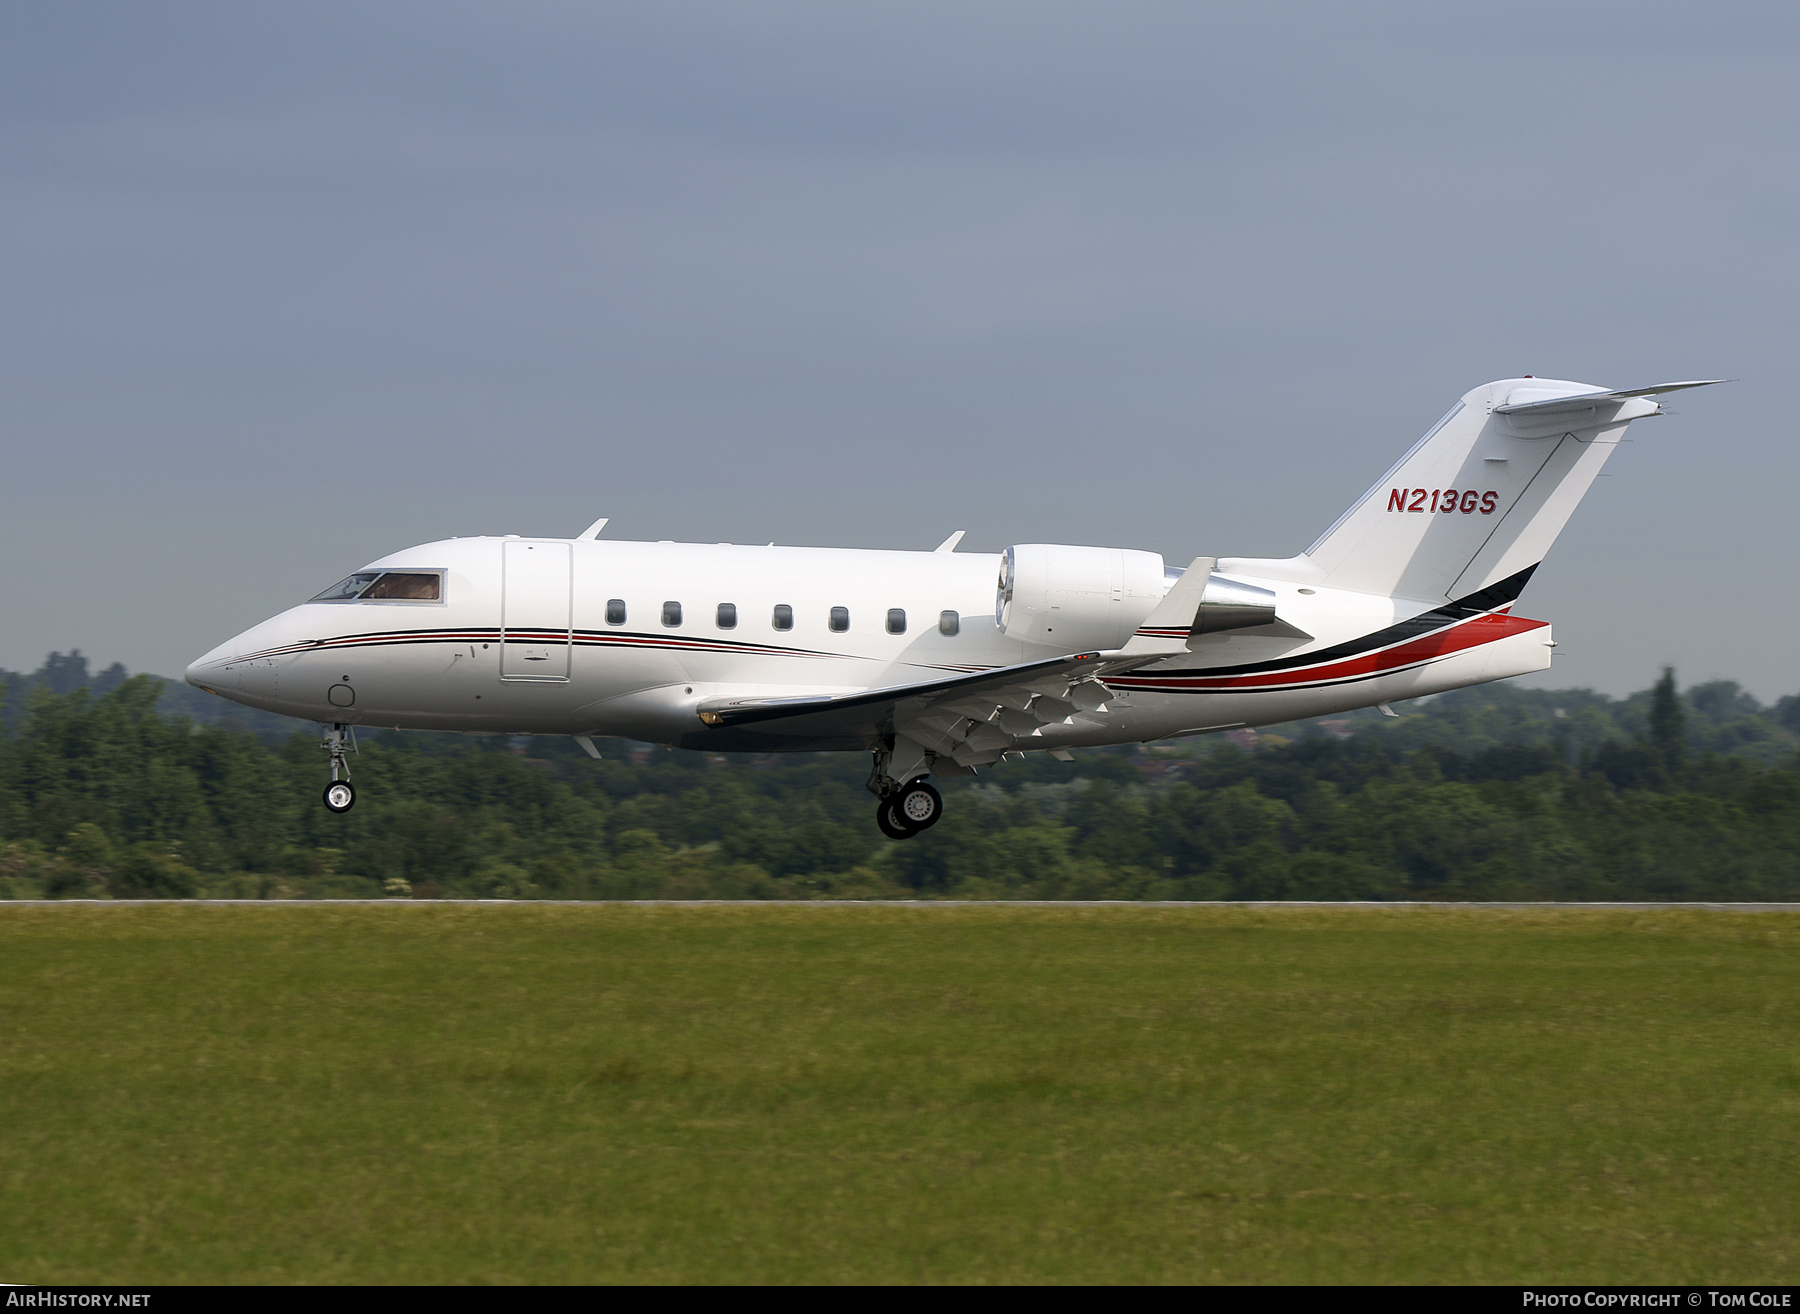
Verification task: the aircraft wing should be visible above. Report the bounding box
[694,650,1130,765]
[690,553,1261,765]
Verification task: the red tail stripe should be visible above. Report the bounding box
[1112,613,1546,691]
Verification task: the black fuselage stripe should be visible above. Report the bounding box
[246,628,851,661]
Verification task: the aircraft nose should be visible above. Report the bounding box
[185,646,233,691]
[185,629,257,691]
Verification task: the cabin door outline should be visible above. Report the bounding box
[500,540,573,681]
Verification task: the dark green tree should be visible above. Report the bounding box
[4,663,1800,903]
[1649,667,1687,774]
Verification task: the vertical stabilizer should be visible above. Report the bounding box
[1272,377,1719,604]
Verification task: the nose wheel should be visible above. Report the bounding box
[320,721,358,813]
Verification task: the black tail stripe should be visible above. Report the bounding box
[1144,563,1539,680]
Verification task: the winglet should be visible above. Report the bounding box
[934,530,966,553]
[1118,557,1216,656]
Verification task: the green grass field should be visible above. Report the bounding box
[3,903,1797,1284]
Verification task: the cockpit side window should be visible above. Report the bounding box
[362,573,441,601]
[308,570,443,603]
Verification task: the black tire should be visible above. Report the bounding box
[875,799,916,840]
[323,781,356,813]
[893,778,943,831]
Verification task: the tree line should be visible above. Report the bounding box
[2,651,1798,901]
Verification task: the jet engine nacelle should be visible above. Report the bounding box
[996,544,1167,649]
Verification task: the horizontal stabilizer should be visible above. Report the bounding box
[1493,379,1725,416]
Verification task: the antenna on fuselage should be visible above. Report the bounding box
[934,530,966,553]
[577,517,610,540]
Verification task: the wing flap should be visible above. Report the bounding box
[693,651,1112,744]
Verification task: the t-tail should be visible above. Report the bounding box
[1230,376,1723,607]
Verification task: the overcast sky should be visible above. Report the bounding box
[3,1,1796,699]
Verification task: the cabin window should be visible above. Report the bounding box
[716,603,737,630]
[605,599,626,625]
[886,608,906,635]
[772,604,793,631]
[939,610,960,636]
[361,572,440,601]
[309,571,442,603]
[829,606,850,633]
[662,601,683,627]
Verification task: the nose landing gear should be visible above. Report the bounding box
[321,722,358,813]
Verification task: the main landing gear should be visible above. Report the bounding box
[876,778,943,839]
[868,740,944,840]
[321,722,358,813]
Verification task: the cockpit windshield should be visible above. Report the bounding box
[309,571,442,603]
[312,573,381,601]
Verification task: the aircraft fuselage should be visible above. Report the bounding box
[187,535,1551,752]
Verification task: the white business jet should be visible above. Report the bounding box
[188,376,1719,837]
